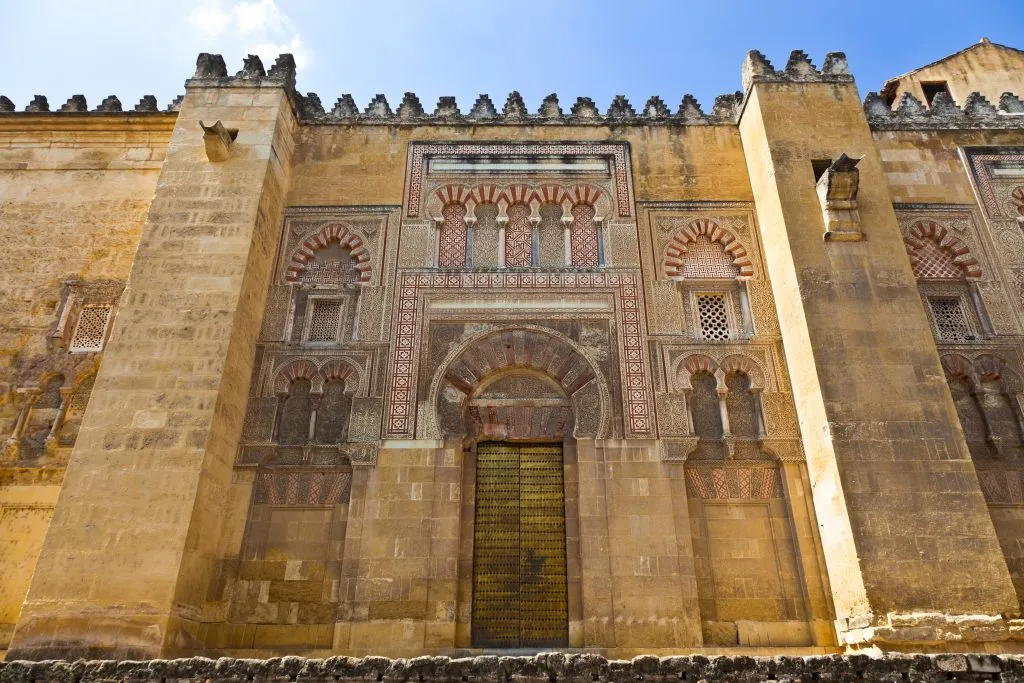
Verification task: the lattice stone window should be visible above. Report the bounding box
[69,305,111,352]
[696,293,731,341]
[306,299,343,343]
[929,297,972,341]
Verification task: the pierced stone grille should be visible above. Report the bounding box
[681,235,740,279]
[910,238,965,280]
[439,203,468,267]
[697,294,731,340]
[308,299,342,342]
[569,203,599,267]
[505,204,532,267]
[70,306,111,351]
[930,297,972,340]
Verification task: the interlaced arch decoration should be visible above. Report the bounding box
[285,223,372,284]
[904,220,981,280]
[664,219,753,279]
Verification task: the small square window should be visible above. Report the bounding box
[69,305,111,352]
[929,297,972,341]
[696,293,731,341]
[921,81,951,106]
[812,159,833,182]
[306,299,343,343]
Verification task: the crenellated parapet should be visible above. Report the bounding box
[295,90,742,125]
[0,93,180,114]
[0,50,753,125]
[865,89,1024,129]
[741,49,854,93]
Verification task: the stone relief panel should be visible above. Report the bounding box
[386,272,650,439]
[232,206,398,473]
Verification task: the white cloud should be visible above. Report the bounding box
[185,0,312,69]
[187,2,232,37]
[234,0,289,35]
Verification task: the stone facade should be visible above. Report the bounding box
[3,40,1024,661]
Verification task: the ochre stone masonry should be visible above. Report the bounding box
[3,39,1024,663]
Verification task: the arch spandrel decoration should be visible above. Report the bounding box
[427,326,612,441]
[663,219,754,279]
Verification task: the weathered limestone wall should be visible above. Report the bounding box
[0,114,174,652]
[738,59,1020,649]
[873,128,1024,205]
[287,124,753,207]
[7,68,298,659]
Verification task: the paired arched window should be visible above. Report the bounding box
[689,369,763,459]
[944,357,1024,460]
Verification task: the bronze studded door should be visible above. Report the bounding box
[472,443,568,648]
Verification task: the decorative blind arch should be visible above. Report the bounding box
[664,219,753,279]
[285,223,371,284]
[904,220,981,280]
[439,202,469,267]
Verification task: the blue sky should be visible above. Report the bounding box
[1,0,1022,114]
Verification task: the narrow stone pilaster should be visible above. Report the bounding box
[9,54,298,659]
[738,50,1020,648]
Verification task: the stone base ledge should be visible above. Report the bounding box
[3,654,1024,683]
[841,612,1024,650]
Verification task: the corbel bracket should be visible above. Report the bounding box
[818,153,864,241]
[199,120,239,162]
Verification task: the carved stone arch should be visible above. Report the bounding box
[975,353,1022,393]
[273,358,320,395]
[564,183,612,219]
[663,218,754,279]
[318,357,363,395]
[941,353,977,388]
[529,183,569,217]
[1012,186,1024,216]
[469,184,508,213]
[673,353,719,391]
[426,183,475,219]
[504,184,532,217]
[904,220,981,279]
[285,222,372,284]
[719,354,767,391]
[428,325,611,440]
